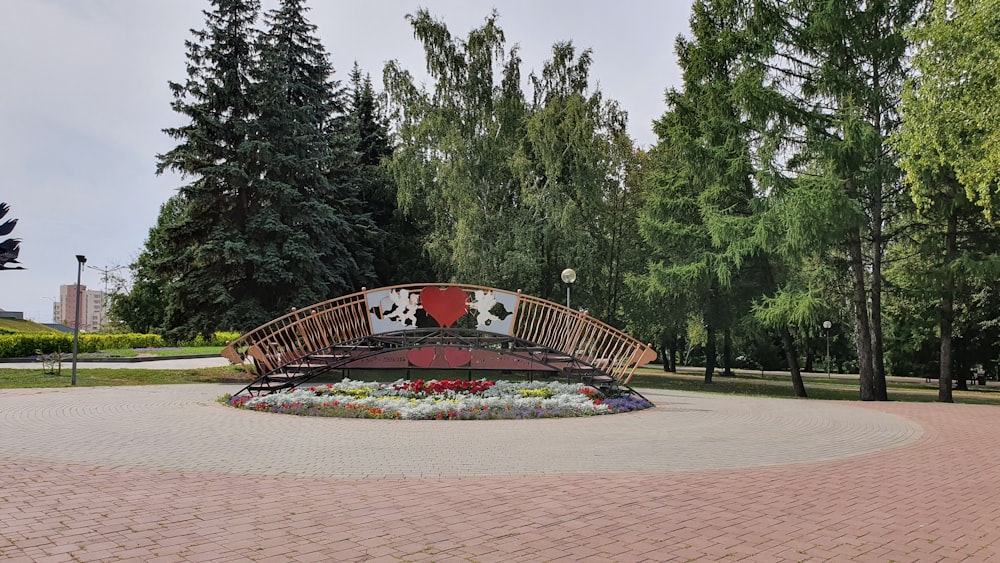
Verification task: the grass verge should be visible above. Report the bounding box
[0,366,252,389]
[81,346,225,358]
[629,367,1000,405]
[2,362,998,406]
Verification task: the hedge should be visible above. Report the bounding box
[0,331,242,358]
[177,331,240,348]
[0,333,165,358]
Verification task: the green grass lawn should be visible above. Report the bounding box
[81,346,225,358]
[0,365,252,389]
[629,366,1000,405]
[2,358,998,406]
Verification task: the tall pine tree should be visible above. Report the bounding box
[896,0,1000,399]
[249,0,373,320]
[151,0,375,338]
[155,0,261,338]
[789,0,921,401]
[640,0,810,390]
[348,64,431,285]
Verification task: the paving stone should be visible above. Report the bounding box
[0,383,997,561]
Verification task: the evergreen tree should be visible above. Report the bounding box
[738,0,922,400]
[640,0,811,392]
[636,110,709,375]
[348,64,431,285]
[110,197,182,334]
[155,0,261,338]
[896,0,1000,399]
[796,0,921,401]
[248,0,373,320]
[883,180,1000,400]
[150,0,376,338]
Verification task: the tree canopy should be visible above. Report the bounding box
[145,0,379,338]
[117,2,1000,399]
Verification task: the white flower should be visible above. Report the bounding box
[238,378,620,419]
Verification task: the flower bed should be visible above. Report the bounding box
[228,378,652,420]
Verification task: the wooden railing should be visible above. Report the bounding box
[222,284,656,384]
[510,292,657,383]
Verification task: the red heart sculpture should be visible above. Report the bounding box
[407,347,436,368]
[443,347,472,367]
[420,286,468,328]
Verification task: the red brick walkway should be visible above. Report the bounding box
[1,386,998,562]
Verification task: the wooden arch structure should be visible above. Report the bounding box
[223,283,657,396]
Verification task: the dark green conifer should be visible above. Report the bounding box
[347,64,431,285]
[249,0,373,318]
[150,0,379,338]
[155,0,261,338]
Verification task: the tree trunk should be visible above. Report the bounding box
[870,200,888,401]
[722,329,734,376]
[781,327,807,398]
[848,228,877,401]
[704,324,715,383]
[869,67,888,401]
[939,189,958,401]
[660,335,677,373]
[940,307,954,401]
[954,334,969,391]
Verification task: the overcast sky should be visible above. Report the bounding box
[0,0,692,324]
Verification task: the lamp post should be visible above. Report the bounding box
[71,255,86,386]
[822,320,832,379]
[561,268,576,310]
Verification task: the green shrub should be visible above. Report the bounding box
[178,331,241,347]
[0,333,166,358]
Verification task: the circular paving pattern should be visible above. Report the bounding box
[0,384,923,477]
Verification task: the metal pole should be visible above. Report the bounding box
[560,268,576,311]
[826,331,830,379]
[71,255,86,386]
[822,320,832,379]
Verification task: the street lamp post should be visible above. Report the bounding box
[822,320,832,379]
[71,255,87,386]
[561,268,576,310]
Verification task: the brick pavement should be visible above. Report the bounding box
[0,384,997,562]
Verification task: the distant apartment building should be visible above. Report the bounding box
[55,285,106,332]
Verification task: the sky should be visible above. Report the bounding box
[0,0,692,324]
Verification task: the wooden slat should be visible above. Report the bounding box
[222,284,657,384]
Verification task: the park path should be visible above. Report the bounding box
[0,383,997,562]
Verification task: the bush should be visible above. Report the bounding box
[178,331,240,347]
[0,333,166,358]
